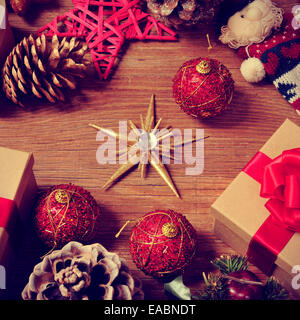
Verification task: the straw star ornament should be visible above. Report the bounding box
[89,95,203,198]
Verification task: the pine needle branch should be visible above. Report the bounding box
[212,255,248,274]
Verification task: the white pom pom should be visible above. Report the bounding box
[240,57,266,83]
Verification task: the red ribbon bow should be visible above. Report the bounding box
[261,148,300,232]
[243,148,300,275]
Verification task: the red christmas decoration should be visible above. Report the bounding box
[172,57,234,119]
[227,270,263,300]
[129,210,197,279]
[34,184,101,249]
[37,0,177,80]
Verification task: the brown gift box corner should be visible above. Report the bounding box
[0,146,37,275]
[211,119,300,298]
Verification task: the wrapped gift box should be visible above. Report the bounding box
[211,119,300,298]
[0,0,14,67]
[0,147,37,277]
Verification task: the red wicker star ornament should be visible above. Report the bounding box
[37,0,177,79]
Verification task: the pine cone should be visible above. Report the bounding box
[22,241,144,300]
[2,34,90,107]
[146,0,225,28]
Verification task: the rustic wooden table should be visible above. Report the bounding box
[2,0,299,300]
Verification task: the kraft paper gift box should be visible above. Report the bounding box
[0,0,14,67]
[211,119,300,298]
[0,147,37,274]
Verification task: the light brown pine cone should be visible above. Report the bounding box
[2,34,90,107]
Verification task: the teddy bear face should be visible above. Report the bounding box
[219,0,283,49]
[228,1,270,38]
[228,0,275,42]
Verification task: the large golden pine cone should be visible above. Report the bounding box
[146,0,225,28]
[2,34,90,107]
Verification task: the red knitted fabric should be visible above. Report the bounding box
[130,210,197,279]
[34,184,101,248]
[172,57,234,119]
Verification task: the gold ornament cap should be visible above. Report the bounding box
[54,190,69,204]
[196,60,211,74]
[162,222,178,238]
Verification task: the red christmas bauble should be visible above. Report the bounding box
[173,57,234,119]
[129,210,197,279]
[227,270,263,300]
[34,184,101,248]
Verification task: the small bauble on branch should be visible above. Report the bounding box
[34,184,101,251]
[22,241,144,300]
[198,255,288,300]
[2,34,90,107]
[172,57,234,119]
[129,210,197,279]
[224,270,263,300]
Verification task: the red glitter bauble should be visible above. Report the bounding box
[173,57,234,119]
[34,184,101,248]
[129,210,197,279]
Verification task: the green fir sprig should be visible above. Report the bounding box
[263,277,289,300]
[196,273,228,300]
[211,255,248,274]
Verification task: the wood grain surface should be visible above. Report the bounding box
[2,0,300,300]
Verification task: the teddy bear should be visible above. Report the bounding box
[219,0,300,114]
